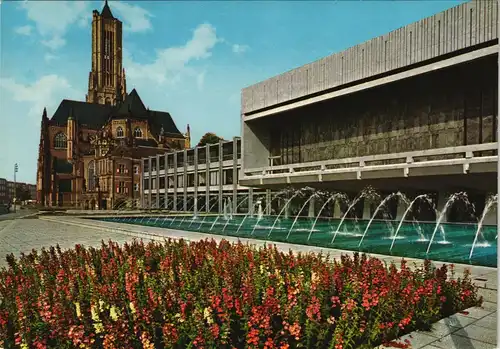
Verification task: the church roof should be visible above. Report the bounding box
[49,89,184,138]
[51,99,113,128]
[101,0,114,19]
[114,88,147,117]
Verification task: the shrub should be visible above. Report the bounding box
[0,239,481,349]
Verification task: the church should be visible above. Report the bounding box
[36,1,190,209]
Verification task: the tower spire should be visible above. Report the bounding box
[101,0,114,18]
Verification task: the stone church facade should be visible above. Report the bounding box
[36,1,190,209]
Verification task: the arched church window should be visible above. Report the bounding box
[54,132,67,149]
[105,98,111,105]
[88,161,96,191]
[134,127,143,138]
[116,127,124,138]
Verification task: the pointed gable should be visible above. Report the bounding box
[114,89,148,117]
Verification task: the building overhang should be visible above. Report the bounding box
[243,45,498,122]
[240,143,498,190]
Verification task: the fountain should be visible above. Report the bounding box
[331,189,378,244]
[93,186,498,268]
[250,189,290,236]
[235,199,263,235]
[390,194,435,251]
[307,192,348,243]
[358,192,408,248]
[267,188,310,238]
[286,191,322,241]
[221,198,235,233]
[197,197,219,230]
[469,194,498,259]
[426,192,473,255]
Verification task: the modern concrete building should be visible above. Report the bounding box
[240,0,498,223]
[141,137,265,214]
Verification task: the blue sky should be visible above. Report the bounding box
[0,0,465,184]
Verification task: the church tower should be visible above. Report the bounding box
[86,0,127,106]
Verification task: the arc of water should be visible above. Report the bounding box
[286,193,320,240]
[209,214,222,232]
[358,193,401,248]
[235,200,261,235]
[198,197,219,230]
[177,200,198,227]
[390,194,431,251]
[188,198,206,228]
[267,190,305,238]
[331,194,365,244]
[426,192,468,255]
[221,197,248,233]
[469,194,498,259]
[307,193,343,242]
[250,190,289,236]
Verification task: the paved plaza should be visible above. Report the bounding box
[0,216,140,268]
[0,215,497,348]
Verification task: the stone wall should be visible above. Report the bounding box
[266,55,497,166]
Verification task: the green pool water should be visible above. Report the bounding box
[94,215,498,267]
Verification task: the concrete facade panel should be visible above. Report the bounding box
[241,0,498,114]
[362,169,404,179]
[470,162,497,173]
[409,165,464,177]
[289,175,318,184]
[277,73,292,104]
[322,173,358,182]
[265,78,278,107]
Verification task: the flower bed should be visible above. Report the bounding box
[0,239,481,349]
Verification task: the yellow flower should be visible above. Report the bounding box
[74,302,82,318]
[98,299,105,311]
[129,302,136,314]
[21,343,28,349]
[91,305,100,322]
[311,272,319,284]
[203,307,213,324]
[260,265,265,275]
[93,322,104,334]
[110,306,119,321]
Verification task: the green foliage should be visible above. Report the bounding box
[197,132,224,146]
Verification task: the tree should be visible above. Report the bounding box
[197,132,224,147]
[15,184,31,201]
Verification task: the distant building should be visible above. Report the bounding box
[6,181,15,203]
[0,178,8,205]
[36,1,190,210]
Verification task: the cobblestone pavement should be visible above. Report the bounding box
[0,218,148,268]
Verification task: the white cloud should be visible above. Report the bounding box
[196,71,206,91]
[14,25,32,36]
[19,1,90,50]
[232,44,249,54]
[44,53,58,62]
[0,75,82,118]
[124,23,220,85]
[111,2,153,33]
[41,36,66,50]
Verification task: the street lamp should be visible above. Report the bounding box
[13,163,18,213]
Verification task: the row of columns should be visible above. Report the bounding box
[141,137,241,214]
